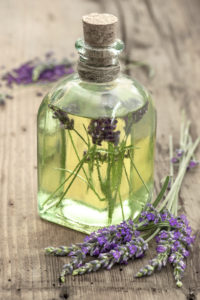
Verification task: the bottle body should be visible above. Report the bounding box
[37,73,156,233]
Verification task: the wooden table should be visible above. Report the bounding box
[1,1,200,299]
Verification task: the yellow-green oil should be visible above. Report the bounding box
[38,99,155,234]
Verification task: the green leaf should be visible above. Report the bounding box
[54,167,87,183]
[32,63,54,82]
[82,124,90,148]
[56,158,85,206]
[73,128,88,146]
[42,158,84,207]
[129,156,149,193]
[152,176,170,208]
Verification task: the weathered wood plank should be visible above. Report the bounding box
[0,0,199,299]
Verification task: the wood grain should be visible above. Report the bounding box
[0,0,200,299]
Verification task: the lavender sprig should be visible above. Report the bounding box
[170,250,186,288]
[46,220,140,281]
[45,244,79,256]
[60,250,87,281]
[136,249,169,277]
[46,220,137,258]
[49,104,74,130]
[71,237,148,277]
[160,115,200,214]
[83,220,136,252]
[136,213,195,287]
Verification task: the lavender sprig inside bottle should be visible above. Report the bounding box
[48,104,74,130]
[88,118,120,146]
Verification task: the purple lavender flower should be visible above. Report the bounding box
[72,237,148,277]
[182,249,189,257]
[112,250,121,261]
[134,230,140,237]
[176,149,184,157]
[156,245,167,253]
[171,148,199,171]
[185,235,195,246]
[169,217,179,227]
[47,219,137,259]
[171,240,181,252]
[2,56,74,87]
[88,118,120,146]
[161,212,168,221]
[46,219,141,281]
[60,249,86,281]
[168,253,176,263]
[179,260,186,269]
[171,157,179,163]
[136,212,195,287]
[38,64,73,82]
[174,231,181,240]
[82,220,137,255]
[160,232,169,239]
[146,212,155,221]
[81,247,89,254]
[45,204,194,287]
[171,250,186,288]
[138,203,162,225]
[188,160,199,169]
[128,244,137,255]
[180,214,189,226]
[136,244,169,277]
[97,236,107,246]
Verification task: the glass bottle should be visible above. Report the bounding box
[37,13,156,234]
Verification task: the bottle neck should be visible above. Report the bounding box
[75,38,124,83]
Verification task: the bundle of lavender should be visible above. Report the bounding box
[45,114,199,288]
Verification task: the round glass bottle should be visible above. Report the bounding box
[37,13,156,234]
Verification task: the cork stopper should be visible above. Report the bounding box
[82,13,118,47]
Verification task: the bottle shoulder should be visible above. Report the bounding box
[42,72,155,118]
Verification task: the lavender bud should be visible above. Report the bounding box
[156,245,167,253]
[171,157,179,163]
[45,245,79,256]
[176,149,184,157]
[88,118,120,146]
[176,281,183,288]
[72,238,147,277]
[188,160,199,169]
[49,104,74,130]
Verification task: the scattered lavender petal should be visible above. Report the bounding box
[36,92,43,97]
[171,157,179,163]
[1,56,74,87]
[188,160,199,169]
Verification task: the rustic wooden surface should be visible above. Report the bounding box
[0,0,200,299]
